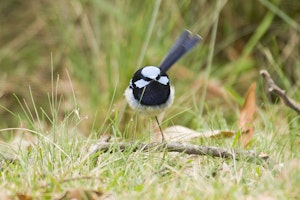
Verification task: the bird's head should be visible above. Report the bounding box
[130,66,169,89]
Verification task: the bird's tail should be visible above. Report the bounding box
[159,30,202,73]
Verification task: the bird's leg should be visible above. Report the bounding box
[155,115,165,142]
[131,112,138,143]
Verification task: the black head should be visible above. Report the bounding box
[130,66,171,106]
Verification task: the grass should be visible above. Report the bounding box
[0,0,300,199]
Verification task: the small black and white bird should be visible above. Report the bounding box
[125,30,202,141]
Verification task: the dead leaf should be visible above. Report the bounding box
[153,125,234,142]
[238,82,256,147]
[0,128,37,162]
[67,188,83,200]
[101,193,116,200]
[245,194,277,200]
[59,188,104,200]
[0,191,12,200]
[10,131,37,151]
[17,193,32,200]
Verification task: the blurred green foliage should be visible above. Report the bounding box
[0,0,299,135]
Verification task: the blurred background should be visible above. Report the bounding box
[0,0,299,138]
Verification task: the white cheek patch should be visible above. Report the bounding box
[141,66,160,79]
[134,79,150,88]
[158,76,169,85]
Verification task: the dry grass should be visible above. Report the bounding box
[0,0,300,199]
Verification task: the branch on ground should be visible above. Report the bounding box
[260,70,300,114]
[88,142,271,165]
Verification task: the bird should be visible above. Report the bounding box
[125,30,202,142]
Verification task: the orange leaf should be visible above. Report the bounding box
[238,82,256,147]
[17,194,32,200]
[60,188,104,200]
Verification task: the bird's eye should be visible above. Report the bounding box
[143,77,152,82]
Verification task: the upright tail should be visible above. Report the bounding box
[159,30,202,73]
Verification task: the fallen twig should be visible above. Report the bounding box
[88,142,270,165]
[260,70,300,114]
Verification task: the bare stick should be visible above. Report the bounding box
[88,142,270,165]
[260,70,300,114]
